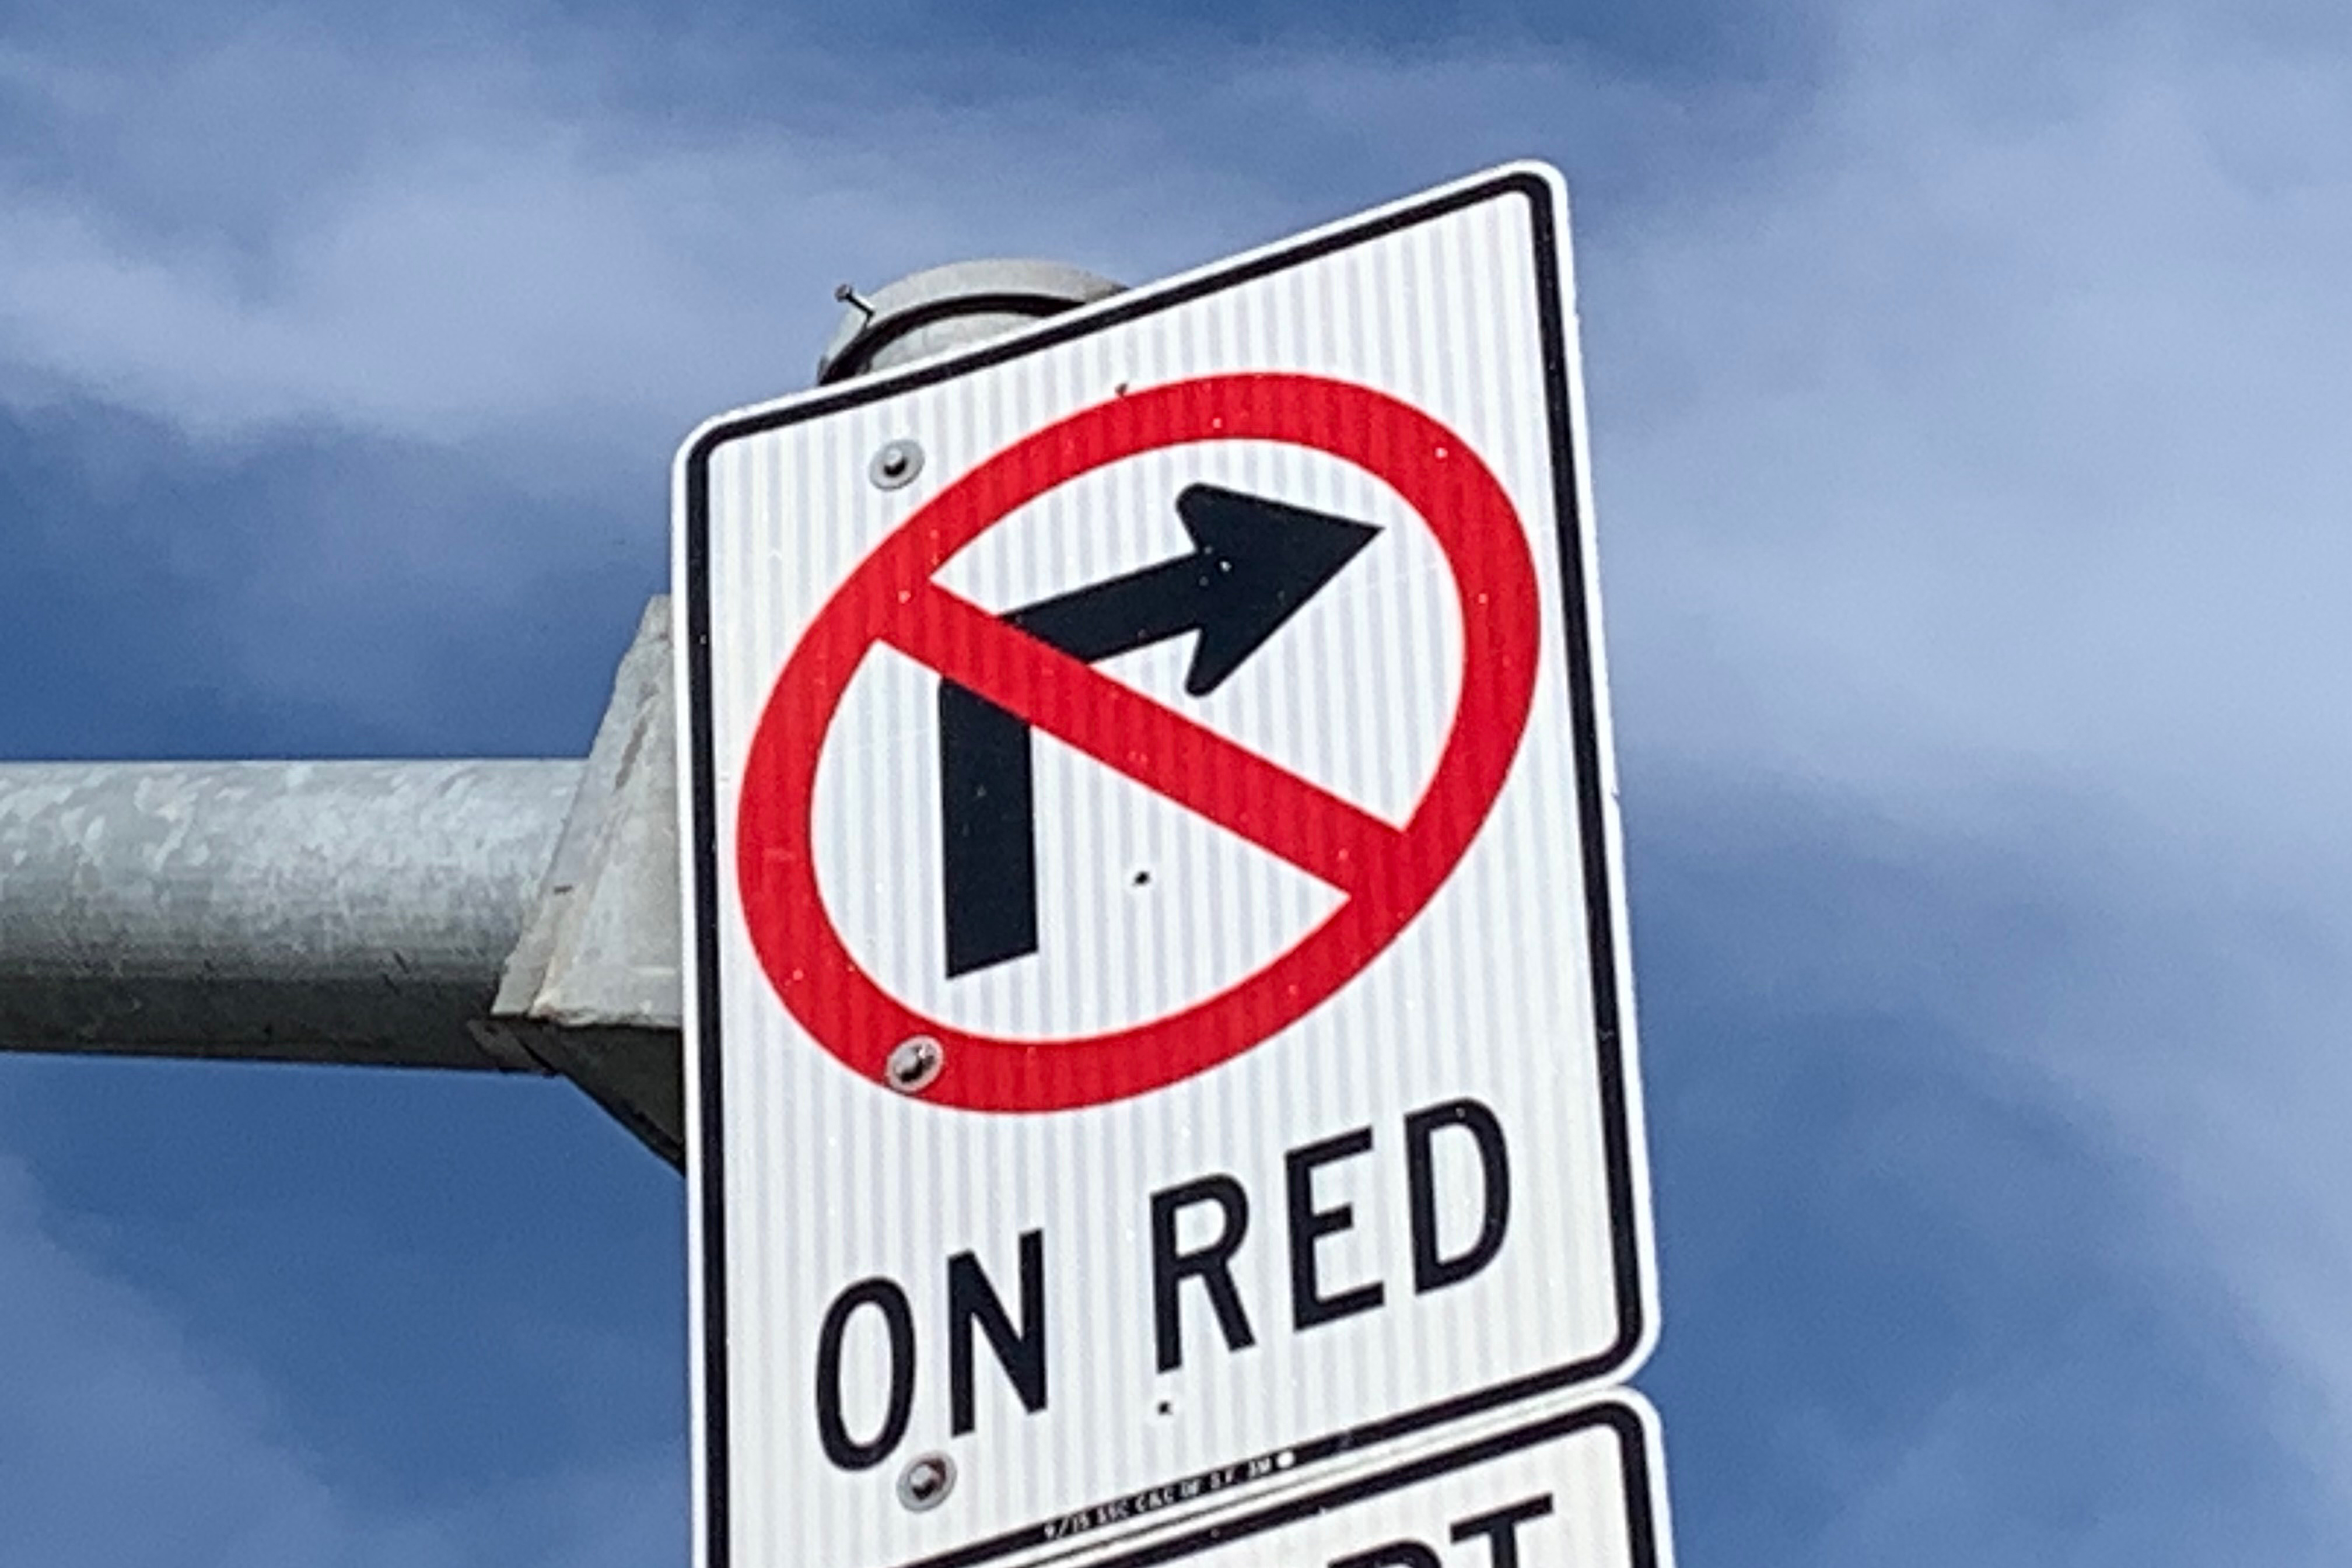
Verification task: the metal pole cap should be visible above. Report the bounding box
[817,259,1124,384]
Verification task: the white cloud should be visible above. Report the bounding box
[1589,2,2352,1535]
[0,21,1697,729]
[1597,6,2352,872]
[0,26,1702,464]
[5,12,2339,853]
[0,36,834,456]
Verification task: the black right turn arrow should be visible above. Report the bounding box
[938,484,1380,978]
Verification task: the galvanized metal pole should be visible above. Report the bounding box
[0,760,576,1071]
[0,259,1121,1164]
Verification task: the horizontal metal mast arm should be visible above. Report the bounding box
[0,760,581,1072]
[0,259,1122,1163]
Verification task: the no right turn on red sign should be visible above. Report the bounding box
[678,160,1664,1568]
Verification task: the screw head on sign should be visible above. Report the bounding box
[886,1036,945,1094]
[869,438,925,491]
[897,1452,956,1511]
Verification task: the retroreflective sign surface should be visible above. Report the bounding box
[1077,1395,1672,1568]
[677,162,1657,1568]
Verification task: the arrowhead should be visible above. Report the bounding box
[1174,484,1380,696]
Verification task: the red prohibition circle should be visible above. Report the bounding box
[735,373,1541,1112]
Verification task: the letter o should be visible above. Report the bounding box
[815,1277,917,1470]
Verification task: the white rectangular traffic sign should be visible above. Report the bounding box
[677,162,1657,1568]
[1068,1396,1671,1568]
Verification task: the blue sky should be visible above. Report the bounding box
[4,0,2349,1564]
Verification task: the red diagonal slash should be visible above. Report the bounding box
[887,583,1398,895]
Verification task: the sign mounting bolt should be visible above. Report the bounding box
[870,439,925,491]
[897,1452,956,1511]
[886,1035,944,1094]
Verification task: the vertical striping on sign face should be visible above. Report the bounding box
[678,162,1664,1568]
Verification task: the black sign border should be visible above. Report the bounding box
[682,164,1650,1568]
